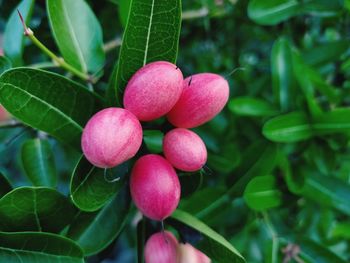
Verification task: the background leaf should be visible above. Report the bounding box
[243,175,282,211]
[0,56,12,74]
[0,172,12,198]
[0,68,101,150]
[107,0,182,105]
[3,0,35,66]
[0,187,76,232]
[0,231,84,263]
[70,156,126,212]
[170,209,246,263]
[228,96,278,117]
[21,138,57,187]
[46,0,105,73]
[67,184,131,255]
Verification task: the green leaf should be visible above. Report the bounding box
[263,112,313,143]
[208,143,241,173]
[0,172,12,198]
[243,175,282,211]
[143,130,164,153]
[119,0,132,27]
[21,139,57,187]
[298,238,347,263]
[312,108,350,136]
[107,0,182,105]
[47,0,105,73]
[0,68,101,150]
[271,37,296,111]
[301,173,350,216]
[70,156,125,212]
[170,209,246,263]
[302,0,344,17]
[0,187,76,233]
[331,222,350,239]
[228,96,278,117]
[179,171,203,198]
[228,141,278,197]
[248,0,299,25]
[3,0,35,66]
[0,56,12,75]
[0,231,83,263]
[67,184,131,255]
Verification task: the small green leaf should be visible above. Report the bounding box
[228,96,278,117]
[0,172,12,198]
[143,130,164,153]
[170,209,246,263]
[263,112,313,143]
[107,0,182,105]
[271,37,296,111]
[248,0,299,25]
[0,231,84,263]
[70,156,125,212]
[228,141,278,197]
[244,175,282,211]
[0,68,101,150]
[21,138,57,187]
[0,187,76,233]
[47,0,105,73]
[0,56,12,75]
[67,184,131,255]
[3,0,35,66]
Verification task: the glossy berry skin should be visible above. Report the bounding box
[178,243,211,263]
[81,107,142,168]
[130,154,181,220]
[144,231,178,263]
[123,61,183,121]
[163,128,207,172]
[167,73,229,128]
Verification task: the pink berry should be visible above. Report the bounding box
[130,154,181,220]
[0,105,10,121]
[144,231,178,263]
[178,243,211,263]
[123,61,183,121]
[167,73,229,128]
[163,128,207,172]
[81,107,142,168]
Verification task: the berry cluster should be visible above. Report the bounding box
[81,61,229,262]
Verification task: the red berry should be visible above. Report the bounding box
[178,243,211,263]
[163,128,207,172]
[167,73,229,128]
[81,107,142,168]
[123,61,183,121]
[144,231,178,263]
[130,154,181,220]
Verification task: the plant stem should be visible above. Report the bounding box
[103,37,122,53]
[182,7,209,20]
[17,10,92,83]
[262,212,279,263]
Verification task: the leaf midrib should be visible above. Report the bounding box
[143,0,155,65]
[0,83,83,132]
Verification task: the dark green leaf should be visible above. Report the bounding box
[21,138,57,187]
[228,96,278,117]
[0,68,101,150]
[263,112,313,143]
[0,172,12,198]
[0,231,83,263]
[70,156,125,212]
[248,0,299,25]
[0,56,12,75]
[3,0,35,66]
[47,0,105,73]
[208,143,241,173]
[143,130,164,153]
[302,0,344,17]
[243,175,282,211]
[67,184,131,255]
[107,0,182,105]
[179,171,203,198]
[301,173,350,216]
[0,187,76,232]
[271,37,296,111]
[170,209,246,263]
[228,141,278,197]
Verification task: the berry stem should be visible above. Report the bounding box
[17,10,94,83]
